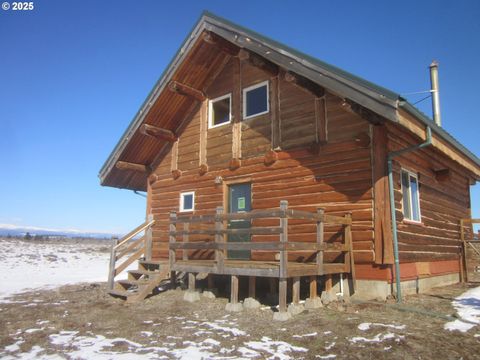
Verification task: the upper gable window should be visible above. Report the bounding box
[209,94,231,128]
[243,81,269,120]
[401,169,421,222]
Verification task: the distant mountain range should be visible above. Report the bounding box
[0,224,118,239]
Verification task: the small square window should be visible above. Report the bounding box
[243,81,269,119]
[209,94,231,128]
[401,170,421,222]
[180,191,195,212]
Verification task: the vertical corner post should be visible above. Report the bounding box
[345,212,356,291]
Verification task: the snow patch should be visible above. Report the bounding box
[357,322,406,331]
[244,336,308,360]
[292,332,317,338]
[350,332,404,344]
[0,239,119,301]
[444,285,480,333]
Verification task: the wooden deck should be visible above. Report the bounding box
[172,259,349,278]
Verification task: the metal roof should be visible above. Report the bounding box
[99,11,480,184]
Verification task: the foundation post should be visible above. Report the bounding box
[248,276,256,298]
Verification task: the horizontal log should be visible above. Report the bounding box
[238,48,279,76]
[140,124,177,142]
[284,71,325,97]
[168,81,206,101]
[115,161,149,173]
[202,31,240,56]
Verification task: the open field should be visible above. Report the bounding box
[0,237,479,359]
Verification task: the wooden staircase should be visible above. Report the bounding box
[108,259,170,303]
[107,217,171,303]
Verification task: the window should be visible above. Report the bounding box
[401,170,421,222]
[180,191,195,212]
[243,81,269,119]
[208,94,231,128]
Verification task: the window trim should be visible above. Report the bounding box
[400,169,422,223]
[179,191,195,212]
[242,80,270,120]
[208,93,232,129]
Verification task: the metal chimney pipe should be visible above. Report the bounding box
[429,60,442,127]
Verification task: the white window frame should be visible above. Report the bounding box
[400,169,422,223]
[242,80,270,120]
[208,93,232,129]
[179,191,195,212]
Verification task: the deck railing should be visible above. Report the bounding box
[169,200,355,285]
[460,217,480,282]
[107,215,154,290]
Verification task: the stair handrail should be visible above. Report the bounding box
[108,218,155,290]
[114,219,155,250]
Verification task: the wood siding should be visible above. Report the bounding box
[148,57,375,264]
[386,122,469,263]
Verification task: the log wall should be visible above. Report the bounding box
[147,55,473,272]
[149,57,375,264]
[386,122,470,263]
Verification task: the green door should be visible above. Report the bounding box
[227,183,251,260]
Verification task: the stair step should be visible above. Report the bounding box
[128,269,160,277]
[138,260,167,267]
[108,289,136,298]
[118,279,150,287]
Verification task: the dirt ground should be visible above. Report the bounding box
[1,279,479,359]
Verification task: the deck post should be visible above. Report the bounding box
[316,208,325,273]
[279,278,287,311]
[325,275,332,292]
[169,211,177,286]
[215,206,225,273]
[231,275,239,304]
[304,274,321,309]
[279,200,288,279]
[309,276,317,298]
[225,275,242,312]
[188,273,196,292]
[145,214,153,261]
[292,276,300,304]
[107,237,118,290]
[248,276,256,298]
[273,277,292,320]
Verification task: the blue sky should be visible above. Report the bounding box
[1,0,479,234]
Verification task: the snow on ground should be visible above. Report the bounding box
[357,322,406,331]
[444,285,480,332]
[2,329,310,360]
[0,239,117,301]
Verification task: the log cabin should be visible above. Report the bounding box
[99,12,480,315]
